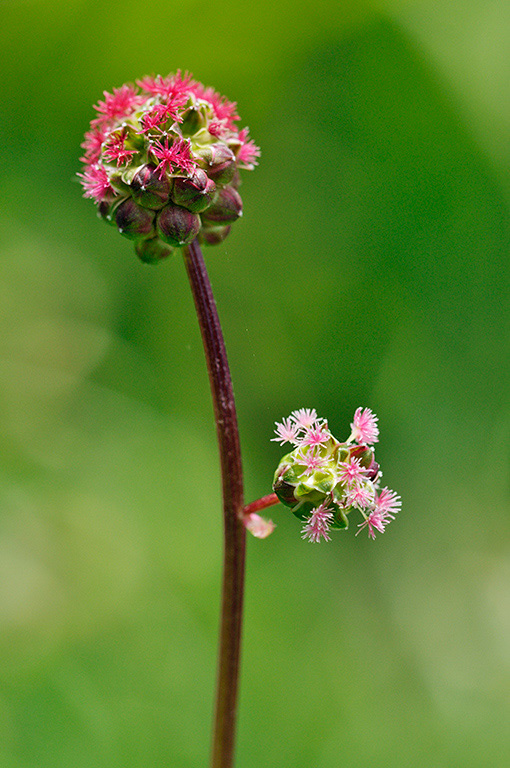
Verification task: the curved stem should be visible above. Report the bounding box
[183,239,246,768]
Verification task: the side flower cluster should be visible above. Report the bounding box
[272,408,400,542]
[79,72,259,263]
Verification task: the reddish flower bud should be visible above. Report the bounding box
[115,198,155,239]
[172,169,216,213]
[157,204,201,246]
[131,164,171,209]
[197,144,237,186]
[201,186,243,224]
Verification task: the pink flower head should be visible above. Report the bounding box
[137,70,192,100]
[272,417,301,446]
[345,482,373,510]
[356,488,400,539]
[301,424,331,448]
[356,509,387,540]
[290,408,318,430]
[103,130,136,167]
[301,505,334,543]
[237,128,261,169]
[190,82,239,127]
[337,457,369,487]
[78,165,115,202]
[295,446,327,475]
[80,73,258,257]
[244,512,275,539]
[80,127,107,164]
[374,487,401,520]
[92,85,144,127]
[350,407,379,445]
[150,136,196,179]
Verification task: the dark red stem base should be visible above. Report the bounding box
[183,239,246,768]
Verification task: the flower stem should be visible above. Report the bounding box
[183,239,246,768]
[243,493,279,518]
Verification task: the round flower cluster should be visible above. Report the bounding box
[79,72,260,263]
[272,408,401,542]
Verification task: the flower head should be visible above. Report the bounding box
[272,407,400,543]
[301,505,334,543]
[79,73,259,263]
[350,407,379,445]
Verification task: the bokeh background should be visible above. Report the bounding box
[1,0,509,766]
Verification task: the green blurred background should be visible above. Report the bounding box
[1,0,509,766]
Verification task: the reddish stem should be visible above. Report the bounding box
[183,239,245,768]
[243,493,279,518]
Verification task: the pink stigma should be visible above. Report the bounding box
[272,417,301,446]
[337,458,369,487]
[351,407,379,445]
[301,505,334,543]
[290,408,318,430]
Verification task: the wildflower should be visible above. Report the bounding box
[272,407,400,542]
[150,136,196,179]
[290,408,318,430]
[272,417,301,446]
[79,73,259,262]
[374,487,401,519]
[350,407,379,445]
[301,424,331,447]
[301,505,334,543]
[336,457,369,487]
[295,446,328,475]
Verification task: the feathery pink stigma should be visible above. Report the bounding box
[237,129,261,169]
[150,136,196,179]
[80,127,107,164]
[138,71,192,100]
[290,408,318,430]
[301,424,330,447]
[92,85,143,127]
[78,165,115,202]
[351,407,379,445]
[296,446,327,474]
[272,417,301,446]
[139,106,170,134]
[346,483,373,510]
[337,457,369,486]
[374,487,401,519]
[244,512,275,539]
[190,83,239,128]
[356,509,387,540]
[301,505,334,543]
[103,130,136,166]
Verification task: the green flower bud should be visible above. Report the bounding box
[135,237,175,264]
[115,198,156,239]
[157,204,201,246]
[131,164,172,210]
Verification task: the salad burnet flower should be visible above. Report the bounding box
[272,408,400,541]
[79,72,259,263]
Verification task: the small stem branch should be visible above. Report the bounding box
[243,493,279,518]
[183,239,245,768]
